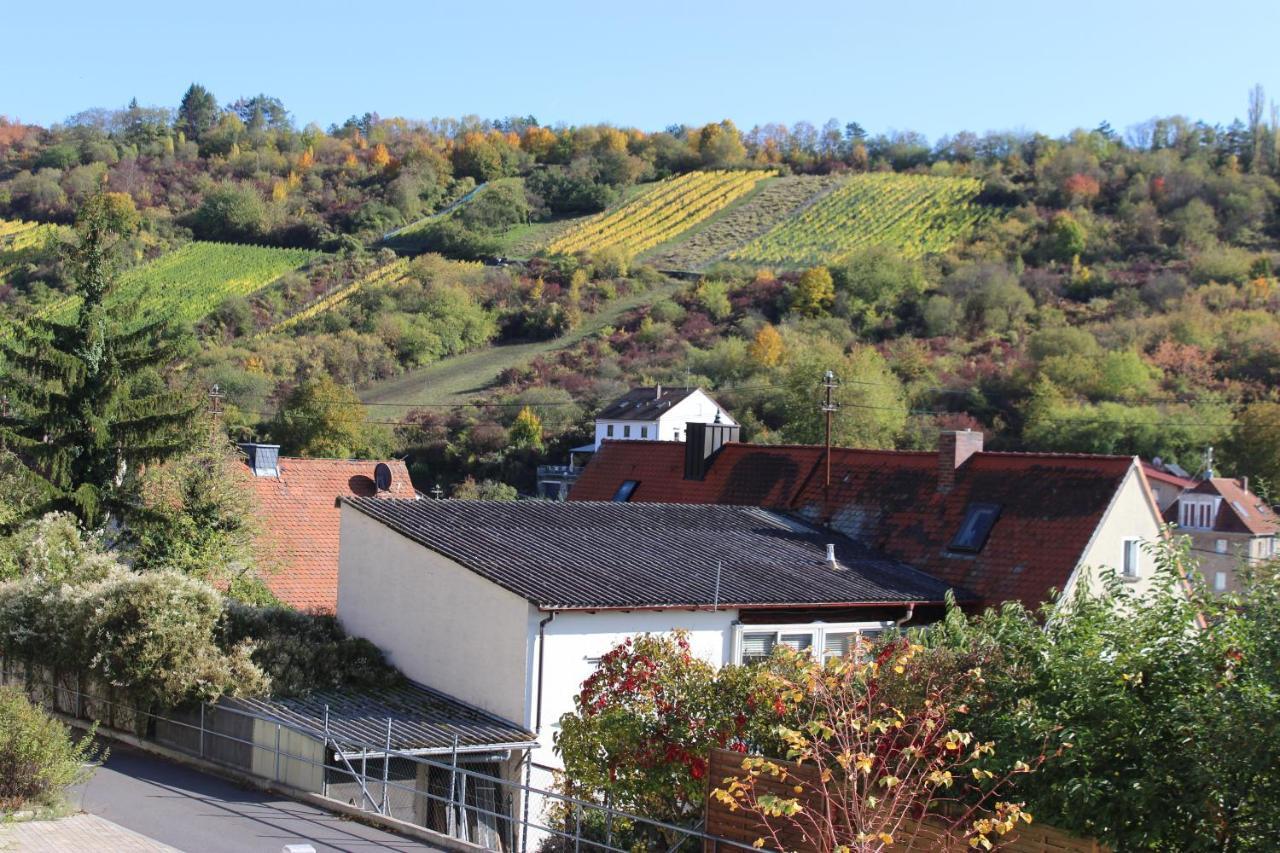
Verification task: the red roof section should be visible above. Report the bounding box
[1185,478,1280,536]
[239,457,415,612]
[571,441,1140,609]
[1141,461,1196,490]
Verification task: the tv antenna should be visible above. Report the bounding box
[821,370,839,488]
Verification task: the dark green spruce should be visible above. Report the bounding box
[0,192,198,527]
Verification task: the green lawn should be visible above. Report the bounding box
[360,278,685,407]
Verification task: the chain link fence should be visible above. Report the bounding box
[2,662,759,853]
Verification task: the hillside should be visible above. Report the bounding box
[45,241,318,325]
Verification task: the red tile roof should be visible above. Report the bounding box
[238,457,415,612]
[1183,478,1280,536]
[1141,461,1196,490]
[571,441,1140,609]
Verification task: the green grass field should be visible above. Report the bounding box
[48,241,318,326]
[360,278,685,406]
[728,173,987,267]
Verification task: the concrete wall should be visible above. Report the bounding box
[527,608,738,762]
[251,720,326,793]
[336,506,532,723]
[1066,462,1166,600]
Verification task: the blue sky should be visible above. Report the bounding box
[2,0,1273,140]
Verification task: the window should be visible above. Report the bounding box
[949,503,1001,553]
[606,424,614,438]
[674,430,682,441]
[1216,539,1228,554]
[1214,571,1228,592]
[1122,539,1141,578]
[612,480,639,502]
[623,425,631,438]
[736,623,890,665]
[640,426,648,439]
[1200,504,1210,528]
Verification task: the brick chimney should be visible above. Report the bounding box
[937,430,983,493]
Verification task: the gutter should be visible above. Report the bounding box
[332,742,540,762]
[895,603,916,627]
[532,599,956,612]
[534,611,556,732]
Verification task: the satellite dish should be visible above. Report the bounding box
[373,462,393,492]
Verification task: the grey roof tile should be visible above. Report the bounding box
[342,498,958,609]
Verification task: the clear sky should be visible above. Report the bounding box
[2,0,1274,140]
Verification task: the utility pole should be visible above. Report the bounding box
[821,370,839,489]
[207,384,224,441]
[0,395,8,451]
[1204,445,1215,479]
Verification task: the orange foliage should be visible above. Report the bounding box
[1062,173,1100,203]
[370,143,392,169]
[521,126,557,158]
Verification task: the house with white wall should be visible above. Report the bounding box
[335,499,956,764]
[537,385,736,499]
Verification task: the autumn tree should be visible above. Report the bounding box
[509,405,545,452]
[0,192,198,527]
[749,324,785,368]
[792,267,836,317]
[1224,401,1280,488]
[715,640,1038,852]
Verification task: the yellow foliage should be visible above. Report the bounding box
[370,143,392,169]
[749,324,785,367]
[343,152,359,168]
[297,147,315,170]
[271,180,288,202]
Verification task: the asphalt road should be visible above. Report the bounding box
[69,742,436,853]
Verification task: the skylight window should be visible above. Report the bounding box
[612,480,639,502]
[949,503,1001,553]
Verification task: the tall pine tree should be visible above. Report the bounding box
[0,192,198,527]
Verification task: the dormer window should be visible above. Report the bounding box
[949,503,1001,553]
[1179,499,1218,530]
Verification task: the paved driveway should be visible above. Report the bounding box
[69,742,436,853]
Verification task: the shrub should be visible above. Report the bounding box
[0,686,100,812]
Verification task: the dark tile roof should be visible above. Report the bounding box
[222,681,534,753]
[597,387,705,422]
[239,457,416,612]
[342,497,958,609]
[569,441,1141,610]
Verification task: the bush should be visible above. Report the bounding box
[219,603,401,697]
[0,686,100,812]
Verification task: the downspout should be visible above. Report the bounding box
[895,603,916,628]
[535,611,557,732]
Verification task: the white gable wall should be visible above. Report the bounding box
[592,390,737,449]
[336,506,532,724]
[530,608,738,761]
[1061,461,1167,601]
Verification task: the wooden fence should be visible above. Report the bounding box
[705,749,1107,853]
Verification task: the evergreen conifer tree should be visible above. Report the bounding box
[0,192,198,527]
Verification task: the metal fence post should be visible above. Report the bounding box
[573,802,582,853]
[199,703,205,759]
[274,723,282,781]
[447,735,459,838]
[381,717,392,816]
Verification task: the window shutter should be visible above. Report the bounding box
[824,632,856,660]
[741,633,775,662]
[779,633,813,653]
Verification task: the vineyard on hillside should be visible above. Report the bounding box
[48,242,318,325]
[269,258,413,333]
[0,219,65,278]
[728,173,988,267]
[545,170,772,256]
[643,174,845,270]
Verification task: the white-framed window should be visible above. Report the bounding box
[623,425,631,438]
[606,424,614,438]
[640,426,648,439]
[734,622,890,665]
[1214,571,1228,592]
[1216,539,1228,554]
[1122,539,1141,578]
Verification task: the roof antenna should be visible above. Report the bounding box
[712,560,722,612]
[1204,446,1215,480]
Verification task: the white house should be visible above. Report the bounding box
[335,499,955,764]
[591,386,735,450]
[536,385,736,499]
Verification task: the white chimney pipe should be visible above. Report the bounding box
[825,543,837,567]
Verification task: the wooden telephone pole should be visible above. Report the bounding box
[821,370,839,488]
